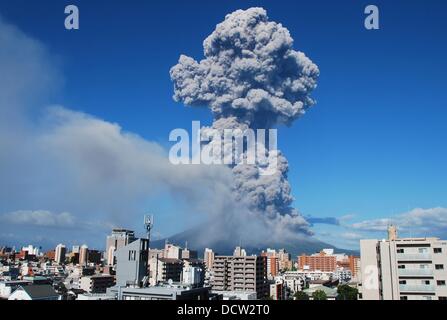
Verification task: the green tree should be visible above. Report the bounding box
[293,291,309,300]
[337,284,358,300]
[312,290,327,300]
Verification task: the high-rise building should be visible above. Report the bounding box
[204,248,215,271]
[106,229,136,265]
[115,239,149,287]
[54,244,66,265]
[79,245,89,266]
[212,250,268,299]
[360,227,447,300]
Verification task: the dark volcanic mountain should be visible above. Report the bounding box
[151,224,358,257]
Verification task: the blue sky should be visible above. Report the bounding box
[0,0,446,250]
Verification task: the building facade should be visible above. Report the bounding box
[212,254,268,299]
[360,230,447,300]
[115,239,149,287]
[55,244,66,265]
[298,251,337,272]
[106,229,136,265]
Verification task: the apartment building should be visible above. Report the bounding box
[80,275,115,293]
[148,257,183,286]
[360,227,447,300]
[298,251,337,272]
[211,253,268,299]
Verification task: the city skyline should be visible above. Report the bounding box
[1,0,446,251]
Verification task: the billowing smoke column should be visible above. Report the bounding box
[170,8,319,239]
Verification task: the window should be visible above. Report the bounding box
[128,250,136,261]
[400,296,408,300]
[434,248,442,253]
[397,249,404,254]
[439,297,447,300]
[436,264,444,270]
[398,265,405,269]
[437,280,446,286]
[399,280,407,285]
[422,280,430,285]
[418,248,428,253]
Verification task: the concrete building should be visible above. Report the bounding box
[277,249,292,271]
[298,251,337,272]
[212,252,268,299]
[211,290,257,300]
[204,248,215,271]
[270,279,286,300]
[115,238,149,287]
[360,227,447,300]
[77,293,116,300]
[106,229,136,265]
[181,248,198,260]
[280,271,307,294]
[107,284,210,300]
[55,244,66,265]
[182,265,203,287]
[79,245,89,266]
[149,257,183,286]
[80,275,115,293]
[164,243,182,259]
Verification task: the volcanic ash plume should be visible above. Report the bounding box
[170,7,319,241]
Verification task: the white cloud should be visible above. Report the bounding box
[0,210,75,228]
[351,207,447,236]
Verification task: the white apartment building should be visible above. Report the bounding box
[360,227,447,300]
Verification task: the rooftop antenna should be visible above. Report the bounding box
[143,214,154,288]
[144,214,154,243]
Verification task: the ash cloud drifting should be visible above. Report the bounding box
[170,8,320,240]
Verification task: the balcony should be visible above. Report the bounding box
[399,284,435,292]
[397,253,432,261]
[398,269,433,276]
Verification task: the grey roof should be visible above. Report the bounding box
[20,284,59,299]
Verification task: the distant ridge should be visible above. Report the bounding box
[151,224,359,257]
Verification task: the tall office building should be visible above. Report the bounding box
[106,229,136,265]
[360,226,447,300]
[79,245,89,266]
[212,250,268,299]
[54,244,66,264]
